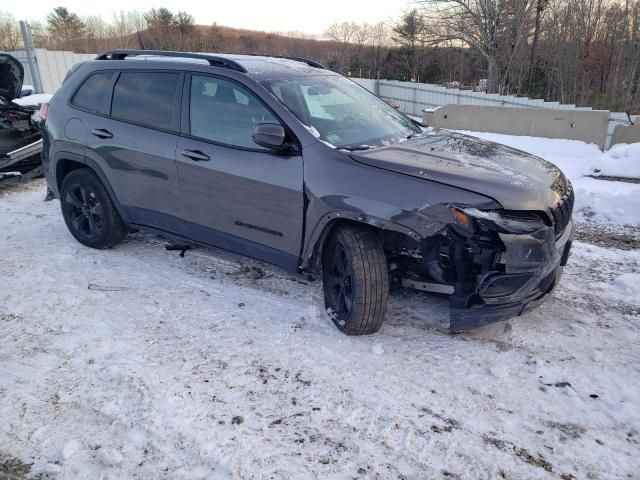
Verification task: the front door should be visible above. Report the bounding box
[176,74,304,270]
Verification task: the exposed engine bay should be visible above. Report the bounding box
[385,185,574,330]
[0,53,48,186]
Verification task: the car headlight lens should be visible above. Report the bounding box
[450,207,547,234]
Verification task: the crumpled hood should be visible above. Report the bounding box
[350,129,567,211]
[0,54,24,102]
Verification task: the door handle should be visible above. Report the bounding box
[181,149,210,161]
[90,128,113,139]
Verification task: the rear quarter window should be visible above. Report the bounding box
[110,72,181,131]
[71,72,115,114]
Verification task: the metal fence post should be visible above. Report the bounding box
[19,21,44,93]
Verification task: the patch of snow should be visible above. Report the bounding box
[593,272,640,305]
[593,143,640,179]
[305,125,321,138]
[38,464,62,475]
[612,272,640,297]
[489,365,509,378]
[97,447,123,466]
[572,177,640,225]
[13,93,53,107]
[60,440,81,461]
[371,343,385,355]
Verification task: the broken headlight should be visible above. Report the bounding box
[450,207,548,234]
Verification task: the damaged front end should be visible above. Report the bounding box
[0,103,44,186]
[0,53,45,186]
[399,188,575,330]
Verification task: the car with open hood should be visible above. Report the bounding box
[0,53,49,184]
[41,49,574,334]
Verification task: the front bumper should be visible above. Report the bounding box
[449,220,574,330]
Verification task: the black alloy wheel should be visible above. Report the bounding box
[60,168,127,249]
[65,184,104,242]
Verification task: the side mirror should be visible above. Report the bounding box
[252,123,287,150]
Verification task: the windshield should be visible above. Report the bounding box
[260,75,420,150]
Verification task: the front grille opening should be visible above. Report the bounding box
[500,210,551,226]
[551,184,575,237]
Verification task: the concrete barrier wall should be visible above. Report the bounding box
[611,124,640,146]
[351,78,635,149]
[423,105,611,150]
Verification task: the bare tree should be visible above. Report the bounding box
[527,0,548,91]
[0,11,22,51]
[369,21,391,77]
[420,0,533,92]
[111,10,146,40]
[325,21,361,72]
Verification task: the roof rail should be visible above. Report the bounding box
[95,50,248,73]
[279,56,326,69]
[232,53,326,69]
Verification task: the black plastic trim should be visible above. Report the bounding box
[126,206,298,272]
[96,50,248,73]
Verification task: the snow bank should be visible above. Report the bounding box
[573,177,640,225]
[456,131,640,226]
[593,143,640,179]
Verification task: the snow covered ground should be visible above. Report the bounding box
[1,175,639,479]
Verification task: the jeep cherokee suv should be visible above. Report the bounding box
[42,49,574,334]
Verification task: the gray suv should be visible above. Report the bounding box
[42,49,574,334]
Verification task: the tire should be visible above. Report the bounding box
[60,168,127,249]
[322,224,389,335]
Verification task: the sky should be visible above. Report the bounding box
[5,0,413,36]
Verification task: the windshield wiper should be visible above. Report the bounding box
[406,128,423,140]
[339,145,373,151]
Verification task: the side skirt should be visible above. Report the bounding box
[126,206,300,273]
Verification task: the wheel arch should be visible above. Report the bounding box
[301,212,421,274]
[54,154,132,224]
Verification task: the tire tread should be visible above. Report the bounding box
[323,224,389,335]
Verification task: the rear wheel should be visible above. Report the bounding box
[60,168,127,249]
[322,224,389,335]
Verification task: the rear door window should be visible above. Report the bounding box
[72,72,115,114]
[189,75,279,150]
[111,72,181,131]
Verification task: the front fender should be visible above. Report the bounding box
[300,142,501,272]
[300,206,422,271]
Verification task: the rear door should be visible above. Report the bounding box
[80,70,183,230]
[175,73,304,270]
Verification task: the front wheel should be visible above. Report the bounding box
[322,225,389,335]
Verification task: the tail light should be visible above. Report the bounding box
[39,103,49,121]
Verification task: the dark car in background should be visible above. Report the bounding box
[0,53,48,184]
[42,50,574,334]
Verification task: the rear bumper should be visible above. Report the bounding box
[449,221,574,330]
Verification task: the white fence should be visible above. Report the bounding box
[352,78,631,149]
[6,49,95,93]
